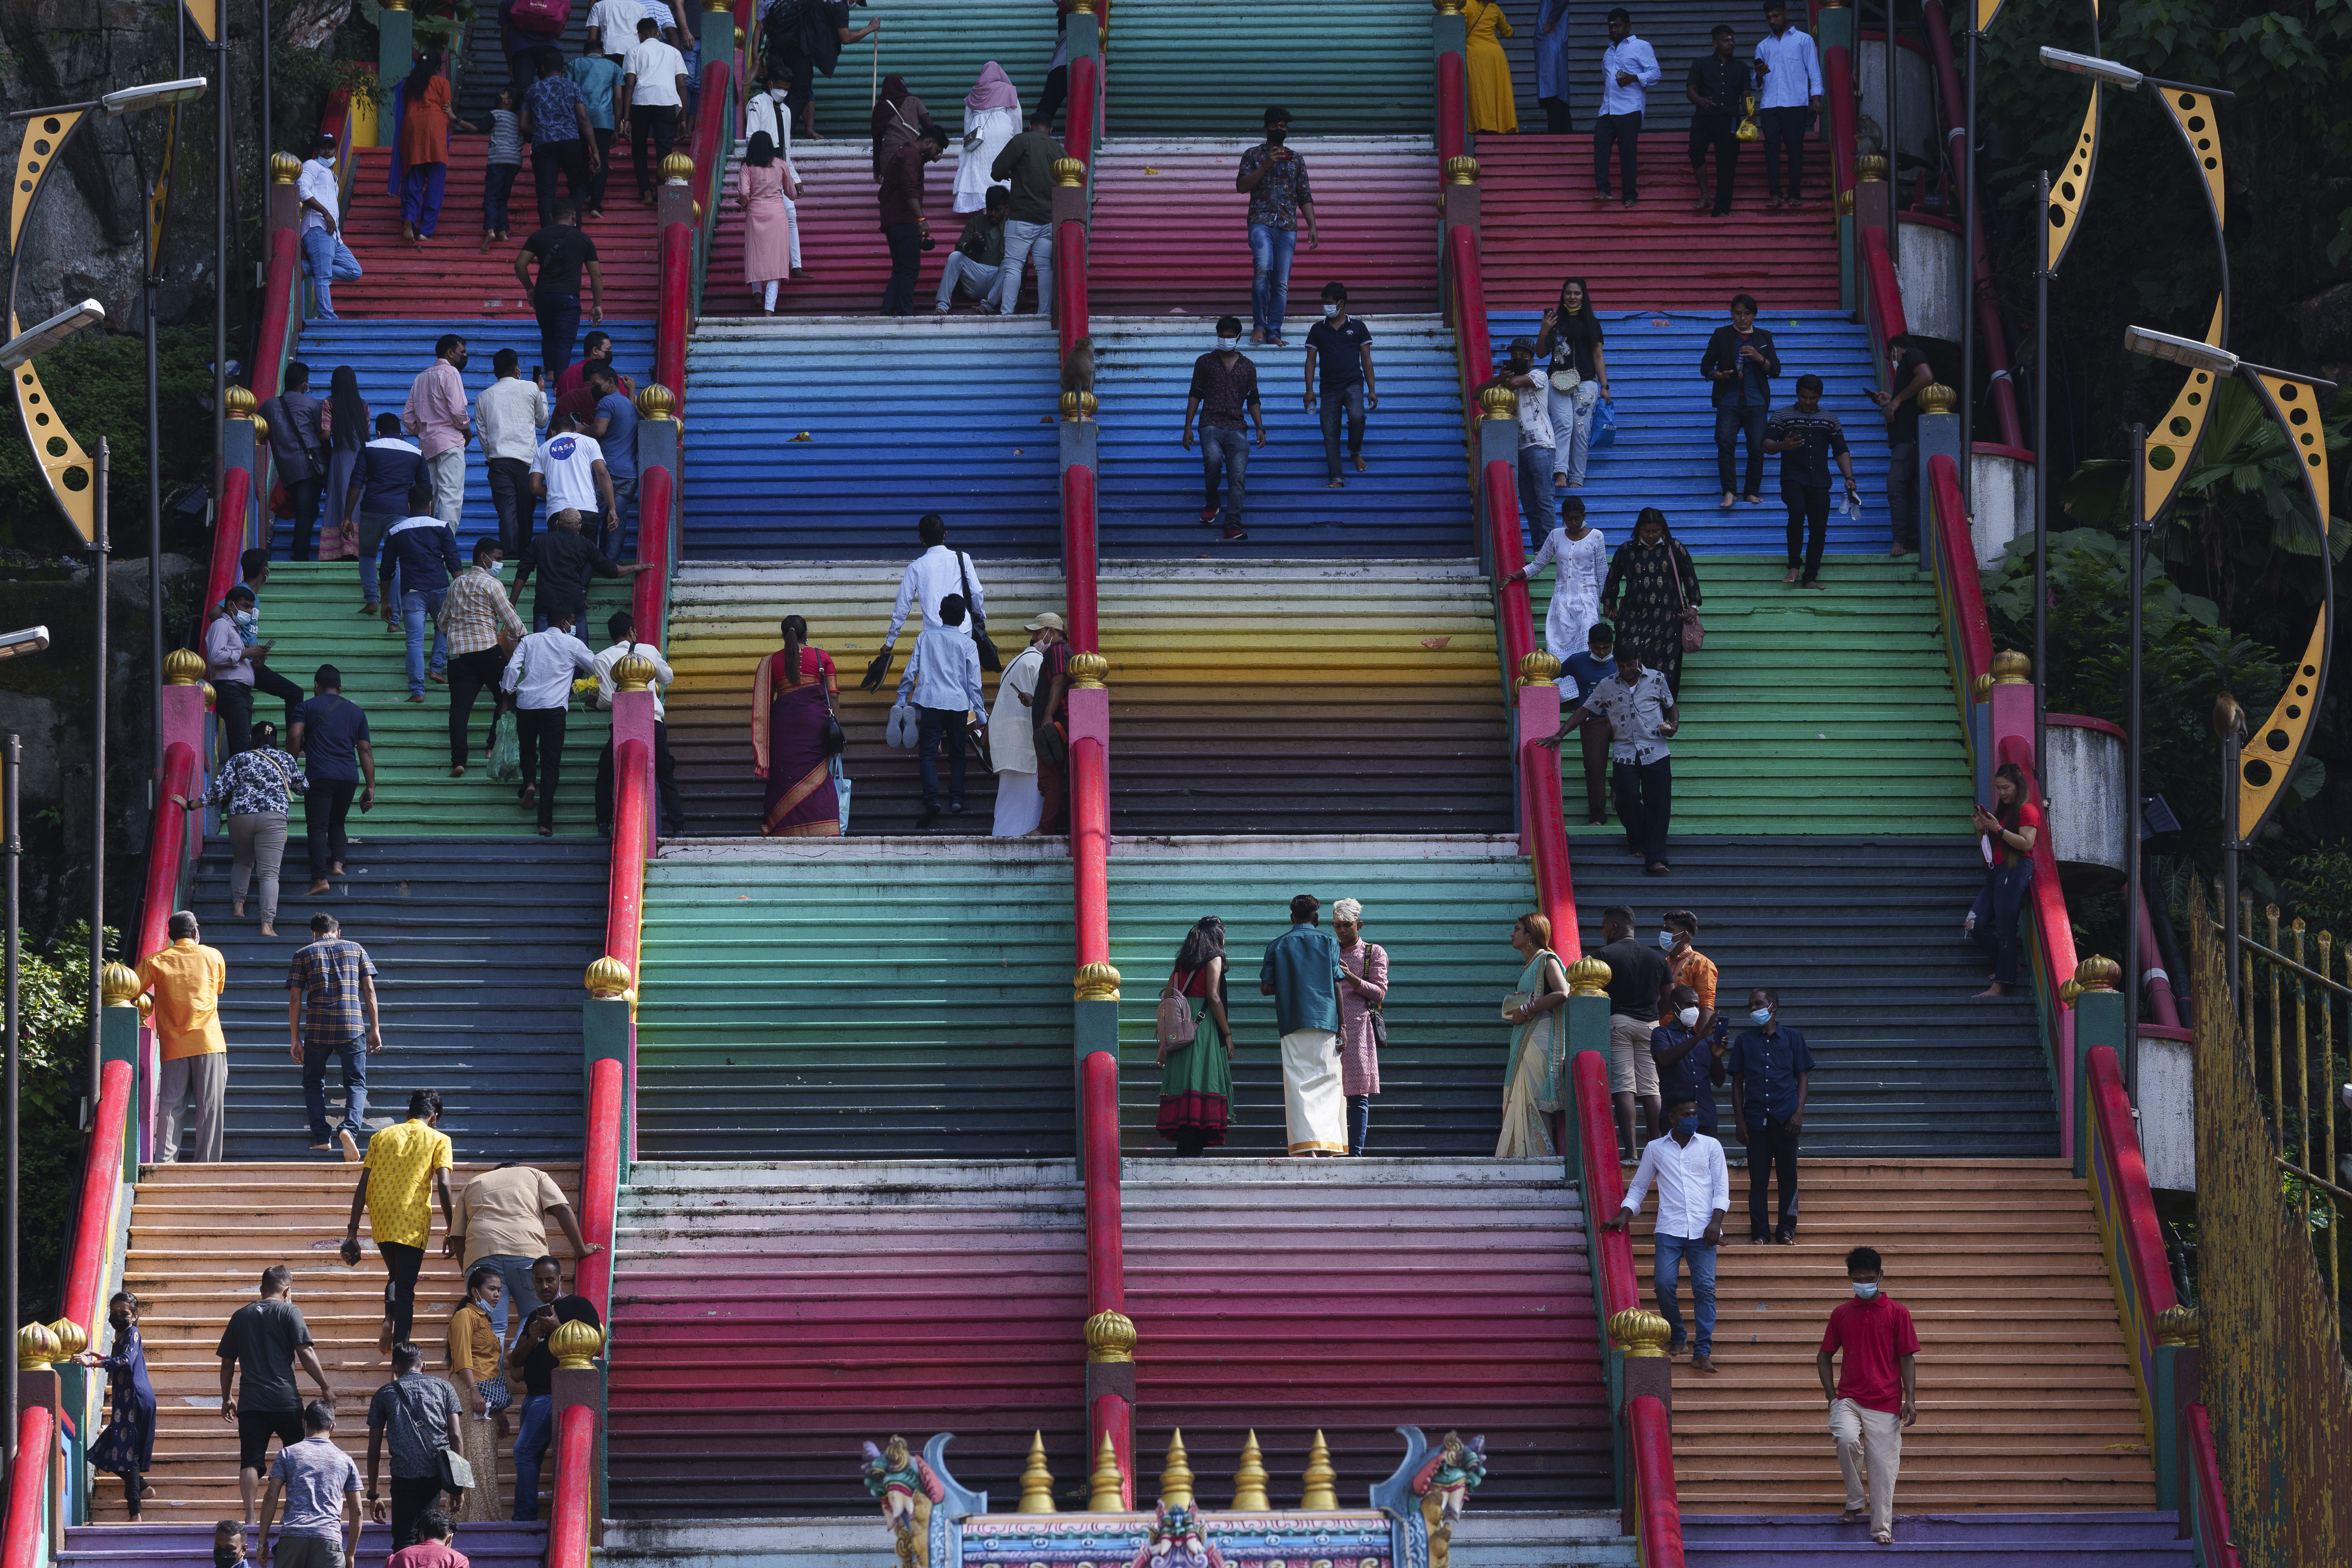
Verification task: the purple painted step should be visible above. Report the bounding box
[64,1523,546,1568]
[1683,1512,2193,1565]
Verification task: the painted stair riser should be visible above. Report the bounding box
[1106,0,1432,135]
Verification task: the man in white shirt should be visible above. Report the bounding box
[1563,643,1679,875]
[895,593,988,828]
[619,17,691,207]
[1604,1093,1728,1370]
[529,414,620,539]
[500,610,601,836]
[591,610,684,837]
[1753,1,1825,208]
[987,613,1062,837]
[586,0,650,56]
[1494,338,1556,537]
[1594,7,1661,207]
[296,131,362,318]
[477,348,551,557]
[743,76,806,274]
[864,514,986,688]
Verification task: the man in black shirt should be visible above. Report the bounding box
[1762,374,1857,588]
[514,199,606,394]
[216,1265,336,1524]
[1686,26,1747,217]
[1868,334,1936,555]
[1302,281,1376,488]
[1595,904,1673,1158]
[507,1256,604,1521]
[514,505,647,631]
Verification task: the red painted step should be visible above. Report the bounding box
[1479,138,1842,311]
[332,141,664,319]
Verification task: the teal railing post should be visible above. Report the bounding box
[2150,1319,2198,1512]
[376,3,414,102]
[1562,986,1621,1496]
[2073,985,2123,1180]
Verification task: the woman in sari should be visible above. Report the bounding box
[1601,506,1703,696]
[1158,917,1235,1154]
[1498,912,1569,1158]
[751,615,843,836]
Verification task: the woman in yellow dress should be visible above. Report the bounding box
[1465,0,1520,134]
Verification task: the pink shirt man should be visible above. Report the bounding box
[402,356,473,460]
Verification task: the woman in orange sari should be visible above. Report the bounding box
[750,615,843,836]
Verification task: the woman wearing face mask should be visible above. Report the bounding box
[1533,278,1610,488]
[445,1267,509,1520]
[1969,762,2041,998]
[1499,913,1570,1157]
[79,1290,157,1518]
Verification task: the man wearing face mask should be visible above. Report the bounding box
[1234,107,1319,346]
[1649,984,1723,1134]
[1183,316,1264,544]
[1602,1094,1726,1370]
[1817,1245,1918,1545]
[1592,905,1670,1156]
[1726,986,1812,1243]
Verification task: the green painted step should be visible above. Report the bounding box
[1108,842,1540,1159]
[1530,555,1973,837]
[1107,0,1434,136]
[634,845,1078,1160]
[789,0,1058,138]
[222,561,630,838]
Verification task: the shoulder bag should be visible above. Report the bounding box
[1672,544,1705,652]
[956,552,1002,672]
[1155,969,1199,1050]
[392,1377,474,1494]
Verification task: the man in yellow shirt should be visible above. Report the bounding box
[343,1089,455,1355]
[134,911,230,1162]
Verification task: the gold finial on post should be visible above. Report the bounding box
[1917,382,1960,415]
[270,152,303,185]
[1433,0,1464,14]
[549,1320,603,1369]
[1299,1430,1338,1510]
[1971,672,1995,704]
[1073,964,1122,1003]
[1442,155,1480,186]
[735,25,745,48]
[1517,650,1561,688]
[612,653,659,693]
[1086,1432,1125,1512]
[1989,648,2032,684]
[1478,383,1518,421]
[661,151,696,185]
[1608,1307,1673,1357]
[1231,1429,1270,1510]
[1051,156,1088,189]
[1067,652,1109,690]
[1566,956,1612,997]
[1159,1428,1195,1508]
[1855,153,1889,183]
[635,383,677,421]
[2075,955,2122,992]
[1018,1431,1057,1512]
[46,1320,87,1361]
[225,385,257,421]
[163,647,207,686]
[16,1323,60,1370]
[1059,390,1098,422]
[1083,1308,1136,1360]
[2154,1305,2200,1346]
[584,956,633,999]
[100,963,145,1007]
[1837,189,1856,216]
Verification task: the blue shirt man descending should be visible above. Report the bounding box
[897,592,987,829]
[1259,893,1346,1157]
[1726,985,1813,1243]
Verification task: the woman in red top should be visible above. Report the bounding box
[1969,761,2042,998]
[396,51,473,243]
[1157,917,1235,1154]
[751,615,843,837]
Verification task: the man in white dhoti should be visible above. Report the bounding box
[1259,893,1347,1156]
[988,612,1062,836]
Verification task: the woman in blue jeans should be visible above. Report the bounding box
[1970,762,2042,997]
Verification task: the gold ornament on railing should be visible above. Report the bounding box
[1299,1430,1338,1510]
[382,0,410,10]
[1916,382,1960,416]
[163,647,207,686]
[1855,153,1889,183]
[1018,1431,1057,1512]
[1566,956,1612,996]
[16,1323,60,1371]
[1059,390,1098,422]
[1990,648,2032,685]
[635,383,677,421]
[661,152,696,185]
[612,653,659,693]
[1159,1428,1196,1507]
[735,26,745,49]
[1837,189,1855,216]
[1067,652,1109,690]
[270,152,303,185]
[225,385,257,421]
[584,956,633,999]
[702,0,729,11]
[2154,1305,2200,1346]
[1517,650,1561,688]
[1608,1307,1672,1357]
[100,963,144,1007]
[47,1320,87,1361]
[1073,962,1122,1002]
[1478,382,1517,421]
[1433,0,1464,14]
[251,414,270,443]
[1442,155,1479,186]
[1084,1309,1136,1361]
[1231,1429,1270,1510]
[2076,954,2122,992]
[1086,1432,1125,1512]
[1051,156,1087,189]
[549,1319,603,1369]
[1971,672,1995,704]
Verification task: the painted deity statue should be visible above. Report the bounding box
[1411,1431,1488,1568]
[862,1436,945,1568]
[1125,1501,1229,1568]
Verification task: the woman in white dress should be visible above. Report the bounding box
[1507,503,1608,662]
[954,62,1023,214]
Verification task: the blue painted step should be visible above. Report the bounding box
[1095,316,1473,556]
[65,1523,548,1568]
[682,316,1064,557]
[289,317,659,555]
[1485,309,1900,555]
[1683,1512,2194,1564]
[185,837,604,1161]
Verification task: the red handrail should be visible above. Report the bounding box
[1928,454,1989,681]
[1072,732,1109,966]
[1057,222,1089,365]
[1861,225,1909,349]
[1062,466,1100,646]
[1445,225,1491,420]
[1081,1051,1122,1311]
[655,221,692,403]
[574,1055,624,1317]
[1065,53,1099,169]
[1519,741,1573,956]
[1436,52,1466,163]
[60,1057,134,1334]
[1484,460,1532,677]
[1624,1396,1687,1567]
[204,469,255,634]
[1824,45,1857,207]
[546,1403,598,1568]
[2184,1405,2239,1567]
[249,228,301,409]
[604,738,652,968]
[1572,1054,1638,1318]
[2085,1045,2174,1316]
[1916,0,2025,449]
[634,464,675,647]
[2,1405,54,1568]
[133,742,202,965]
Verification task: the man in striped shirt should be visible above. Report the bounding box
[443,538,528,777]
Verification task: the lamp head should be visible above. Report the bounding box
[2124,324,2238,375]
[2039,47,2142,91]
[0,299,104,371]
[0,627,49,662]
[101,77,210,116]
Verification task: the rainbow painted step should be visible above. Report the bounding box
[1106,0,1433,135]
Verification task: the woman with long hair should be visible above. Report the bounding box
[1969,761,2042,998]
[78,1291,155,1519]
[186,719,307,937]
[870,73,930,182]
[396,49,470,243]
[736,131,803,313]
[954,62,1022,212]
[1158,917,1235,1155]
[320,365,370,560]
[1601,507,1703,695]
[751,615,844,836]
[445,1266,507,1521]
[1498,913,1569,1157]
[1533,277,1610,488]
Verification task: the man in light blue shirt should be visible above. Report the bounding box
[898,592,988,827]
[1753,2,1825,207]
[1594,7,1661,207]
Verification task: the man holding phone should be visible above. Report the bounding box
[1234,107,1318,347]
[505,1257,603,1521]
[1602,1093,1728,1370]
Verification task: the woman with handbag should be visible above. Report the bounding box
[1332,898,1389,1158]
[751,615,846,837]
[444,1267,509,1521]
[1601,507,1704,697]
[1534,278,1610,488]
[1499,913,1570,1158]
[1156,917,1235,1156]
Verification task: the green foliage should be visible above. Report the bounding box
[2284,848,2352,939]
[0,326,221,557]
[11,926,113,1323]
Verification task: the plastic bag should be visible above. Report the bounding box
[831,756,852,835]
[488,711,522,782]
[1589,397,1618,451]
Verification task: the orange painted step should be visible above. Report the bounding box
[1622,1157,2160,1514]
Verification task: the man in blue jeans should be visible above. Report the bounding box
[285,913,382,1160]
[296,131,362,318]
[1234,107,1318,345]
[1181,317,1265,545]
[506,1256,603,1521]
[896,592,987,828]
[1604,1093,1728,1372]
[376,483,464,701]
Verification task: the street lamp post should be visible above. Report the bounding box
[0,622,51,1475]
[2125,423,2147,1102]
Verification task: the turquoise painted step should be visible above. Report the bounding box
[1530,554,1973,837]
[785,0,1060,137]
[634,846,1078,1159]
[1107,0,1434,135]
[217,562,629,838]
[1108,842,1540,1158]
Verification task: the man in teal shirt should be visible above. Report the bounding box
[568,42,623,217]
[1260,894,1347,1156]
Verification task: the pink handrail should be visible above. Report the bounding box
[0,1406,54,1568]
[1571,1052,1637,1320]
[1928,454,1990,681]
[1623,1396,1686,1566]
[546,1403,599,1568]
[1860,226,1910,356]
[1916,0,2026,449]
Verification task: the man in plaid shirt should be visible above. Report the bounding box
[444,537,529,777]
[287,913,382,1160]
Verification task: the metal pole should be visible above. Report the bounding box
[2126,422,2147,1106]
[146,187,165,733]
[86,439,109,1122]
[2034,167,2049,780]
[4,732,19,1469]
[2223,720,2242,1017]
[1960,24,1975,504]
[260,0,273,174]
[214,34,229,558]
[1886,0,1899,249]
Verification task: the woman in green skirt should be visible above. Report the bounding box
[1158,916,1236,1154]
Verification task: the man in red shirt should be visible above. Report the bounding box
[1816,1245,1918,1544]
[384,1507,465,1568]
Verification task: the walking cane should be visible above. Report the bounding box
[871,30,881,105]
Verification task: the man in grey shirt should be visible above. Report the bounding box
[365,1341,465,1548]
[256,1402,361,1568]
[258,361,330,561]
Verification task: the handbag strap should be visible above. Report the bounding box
[391,1374,453,1450]
[955,551,987,633]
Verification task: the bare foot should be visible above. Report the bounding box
[232,901,245,918]
[339,1129,361,1162]
[1354,454,1368,473]
[1800,579,1827,590]
[1325,478,1346,489]
[1783,568,1800,584]
[307,880,332,895]
[258,924,276,938]
[1972,984,2008,999]
[377,1319,396,1355]
[1719,494,1737,509]
[1744,494,1764,505]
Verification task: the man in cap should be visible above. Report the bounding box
[988,612,1065,836]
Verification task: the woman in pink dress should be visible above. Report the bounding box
[1333,897,1389,1157]
[734,131,801,313]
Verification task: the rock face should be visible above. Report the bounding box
[2301,280,2352,390]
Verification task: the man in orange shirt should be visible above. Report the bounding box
[134,911,230,1162]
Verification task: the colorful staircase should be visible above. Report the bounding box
[605,1160,1086,1516]
[1105,0,1432,135]
[64,1524,548,1568]
[1485,0,1743,133]
[1683,1512,2195,1564]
